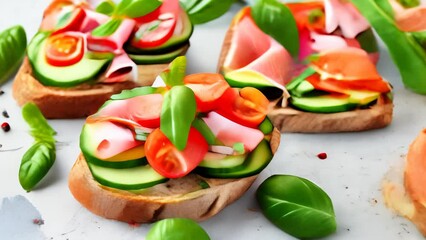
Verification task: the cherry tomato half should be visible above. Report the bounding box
[132,0,179,48]
[45,32,84,67]
[216,87,269,128]
[145,128,208,179]
[184,73,230,112]
[41,1,87,32]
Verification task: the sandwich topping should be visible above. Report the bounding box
[27,0,193,87]
[219,0,391,114]
[79,56,276,190]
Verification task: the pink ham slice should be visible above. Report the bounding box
[87,17,136,54]
[95,94,163,128]
[101,53,138,83]
[87,121,143,159]
[80,9,110,33]
[202,111,264,152]
[222,15,293,86]
[324,0,370,38]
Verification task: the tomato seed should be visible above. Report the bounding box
[317,152,327,160]
[1,122,10,132]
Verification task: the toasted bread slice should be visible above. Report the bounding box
[12,58,167,119]
[68,128,280,223]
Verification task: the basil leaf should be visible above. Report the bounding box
[22,102,56,142]
[146,218,210,240]
[160,56,186,87]
[115,0,162,18]
[256,175,337,239]
[397,0,420,8]
[19,141,56,192]
[96,0,116,16]
[192,117,215,145]
[91,18,123,37]
[0,25,27,85]
[181,0,235,25]
[251,0,299,58]
[411,31,426,50]
[351,0,426,94]
[160,86,196,150]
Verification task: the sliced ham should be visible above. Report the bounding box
[80,9,109,32]
[202,111,264,152]
[101,53,138,83]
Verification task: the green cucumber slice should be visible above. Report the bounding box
[198,152,246,168]
[28,34,110,87]
[80,124,146,169]
[128,44,188,64]
[258,117,274,135]
[290,95,357,113]
[196,139,273,178]
[88,162,167,190]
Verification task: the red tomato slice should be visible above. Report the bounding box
[45,32,84,67]
[287,2,326,33]
[184,73,230,112]
[132,0,179,48]
[145,128,208,179]
[41,1,87,32]
[306,74,392,93]
[216,87,269,128]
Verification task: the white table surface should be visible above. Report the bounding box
[1,1,426,239]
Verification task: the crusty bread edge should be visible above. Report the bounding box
[217,13,393,133]
[68,128,280,223]
[12,58,168,119]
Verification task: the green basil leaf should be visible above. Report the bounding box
[96,0,116,16]
[182,0,235,25]
[192,117,215,145]
[160,56,186,87]
[19,141,56,191]
[160,86,196,150]
[351,0,426,94]
[146,218,210,240]
[411,31,426,50]
[115,0,162,18]
[355,28,379,53]
[397,0,420,8]
[91,18,123,37]
[22,102,56,142]
[251,0,299,58]
[0,25,27,85]
[256,175,337,239]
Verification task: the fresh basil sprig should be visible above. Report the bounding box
[0,25,26,85]
[251,0,299,58]
[180,0,236,25]
[160,56,186,87]
[19,103,56,191]
[91,18,123,37]
[256,175,337,239]
[351,0,426,94]
[160,85,196,150]
[146,218,211,240]
[96,0,116,16]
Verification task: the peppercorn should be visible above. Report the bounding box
[317,152,327,160]
[1,122,10,132]
[2,110,9,118]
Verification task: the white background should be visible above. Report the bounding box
[1,0,426,239]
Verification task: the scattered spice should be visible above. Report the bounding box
[2,110,9,118]
[33,218,44,225]
[128,220,140,227]
[1,122,10,132]
[0,90,4,95]
[317,152,327,160]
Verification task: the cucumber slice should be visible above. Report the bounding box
[258,117,274,135]
[125,10,193,54]
[88,162,167,190]
[29,35,110,87]
[80,124,146,169]
[290,95,357,113]
[128,44,188,64]
[195,139,273,178]
[198,152,246,168]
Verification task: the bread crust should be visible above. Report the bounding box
[68,128,280,223]
[12,58,169,119]
[217,11,393,133]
